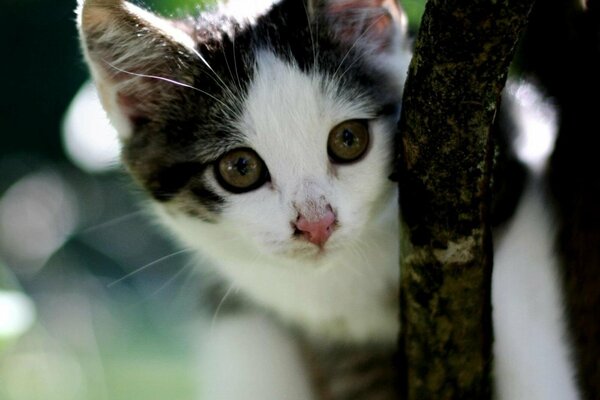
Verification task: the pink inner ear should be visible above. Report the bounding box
[326,0,396,50]
[117,92,150,126]
[327,0,385,13]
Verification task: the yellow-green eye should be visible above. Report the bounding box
[327,120,370,163]
[215,148,268,193]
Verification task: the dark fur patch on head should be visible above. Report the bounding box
[147,162,207,202]
[191,186,224,213]
[249,0,404,105]
[102,0,404,221]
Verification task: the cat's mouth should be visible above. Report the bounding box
[279,233,344,262]
[286,244,330,261]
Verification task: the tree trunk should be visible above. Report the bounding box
[396,1,535,398]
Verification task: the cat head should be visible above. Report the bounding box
[78,0,410,264]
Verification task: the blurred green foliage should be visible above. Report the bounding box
[148,0,215,13]
[403,0,427,32]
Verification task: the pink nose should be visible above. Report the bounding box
[295,208,336,247]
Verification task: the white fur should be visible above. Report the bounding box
[507,80,558,172]
[218,0,279,21]
[159,51,404,344]
[492,86,579,399]
[493,178,579,400]
[197,313,314,400]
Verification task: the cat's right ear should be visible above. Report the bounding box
[309,0,408,54]
[78,0,197,140]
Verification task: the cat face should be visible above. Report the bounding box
[78,0,410,264]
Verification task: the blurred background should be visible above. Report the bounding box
[0,1,219,399]
[0,1,427,399]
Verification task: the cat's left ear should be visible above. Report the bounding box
[77,0,197,140]
[313,0,408,53]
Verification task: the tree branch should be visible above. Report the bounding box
[396,1,535,398]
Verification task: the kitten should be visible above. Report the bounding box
[77,0,580,399]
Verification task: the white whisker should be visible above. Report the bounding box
[302,1,318,71]
[232,35,244,94]
[170,258,203,306]
[332,13,388,82]
[79,210,146,235]
[221,46,239,95]
[210,283,238,334]
[104,61,235,113]
[188,46,238,103]
[147,260,195,299]
[336,46,370,83]
[107,249,191,288]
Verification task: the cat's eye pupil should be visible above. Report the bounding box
[342,129,356,147]
[216,148,268,193]
[328,120,370,163]
[235,158,249,175]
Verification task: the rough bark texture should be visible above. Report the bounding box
[396,1,535,399]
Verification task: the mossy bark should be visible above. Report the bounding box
[396,1,535,398]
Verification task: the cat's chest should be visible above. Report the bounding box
[231,250,400,344]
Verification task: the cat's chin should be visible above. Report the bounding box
[288,247,329,262]
[269,240,347,266]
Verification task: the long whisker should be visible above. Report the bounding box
[221,46,238,95]
[79,210,146,235]
[170,258,203,306]
[336,45,370,83]
[210,283,238,334]
[104,61,235,113]
[107,249,191,288]
[302,0,318,71]
[146,260,195,299]
[221,39,245,98]
[188,46,238,102]
[232,35,244,95]
[332,12,388,81]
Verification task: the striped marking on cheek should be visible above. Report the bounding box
[191,186,225,213]
[147,162,219,202]
[147,162,226,219]
[147,162,207,202]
